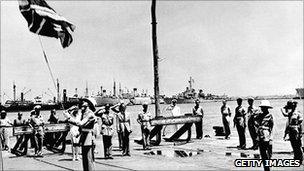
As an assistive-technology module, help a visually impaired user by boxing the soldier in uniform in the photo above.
[137,103,152,150]
[112,103,123,150]
[255,100,274,171]
[100,104,114,159]
[233,98,247,149]
[287,101,303,164]
[29,105,44,156]
[221,100,231,139]
[281,100,293,140]
[247,98,259,150]
[64,102,96,171]
[112,103,132,156]
[192,99,204,139]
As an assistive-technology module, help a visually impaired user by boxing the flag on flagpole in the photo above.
[18,0,75,48]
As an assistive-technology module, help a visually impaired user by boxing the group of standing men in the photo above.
[0,106,45,156]
[64,101,135,171]
[221,98,303,170]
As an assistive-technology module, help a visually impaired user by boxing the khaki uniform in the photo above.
[247,105,259,148]
[233,106,246,148]
[221,105,231,139]
[255,112,273,171]
[101,113,114,158]
[116,112,131,155]
[138,112,152,149]
[288,111,303,163]
[68,108,96,171]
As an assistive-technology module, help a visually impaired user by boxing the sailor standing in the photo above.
[255,100,274,171]
[221,100,231,139]
[64,102,96,171]
[247,98,259,150]
[287,101,303,164]
[192,99,204,139]
[137,103,152,150]
[112,103,132,156]
[233,98,247,149]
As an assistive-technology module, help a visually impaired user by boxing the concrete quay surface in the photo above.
[1,134,303,171]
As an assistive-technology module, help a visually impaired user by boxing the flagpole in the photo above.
[37,36,65,109]
[151,0,161,144]
[38,36,57,90]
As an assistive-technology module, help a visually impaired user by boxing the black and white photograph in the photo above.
[0,0,303,170]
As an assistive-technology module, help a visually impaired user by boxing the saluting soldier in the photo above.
[64,102,96,171]
[64,106,81,161]
[247,98,259,150]
[233,98,247,149]
[281,100,293,140]
[255,100,274,171]
[192,99,204,139]
[137,102,152,150]
[287,101,303,164]
[100,104,114,159]
[112,103,123,150]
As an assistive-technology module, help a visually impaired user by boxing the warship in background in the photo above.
[163,77,228,104]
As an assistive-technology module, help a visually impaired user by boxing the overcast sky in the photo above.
[1,1,303,101]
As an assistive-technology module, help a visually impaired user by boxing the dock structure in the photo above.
[1,129,302,170]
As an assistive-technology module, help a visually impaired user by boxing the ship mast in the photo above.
[113,79,116,97]
[151,0,161,142]
[13,81,16,101]
[56,79,60,103]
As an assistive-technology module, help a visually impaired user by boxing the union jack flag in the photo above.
[18,0,75,48]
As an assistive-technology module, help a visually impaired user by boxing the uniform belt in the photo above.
[81,128,94,132]
[289,125,299,128]
[259,126,270,130]
[121,121,129,123]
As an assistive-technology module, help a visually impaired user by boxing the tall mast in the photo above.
[113,79,116,97]
[151,0,160,117]
[13,81,16,101]
[85,81,89,97]
[151,0,161,143]
[119,82,122,96]
[189,77,193,91]
[56,79,60,103]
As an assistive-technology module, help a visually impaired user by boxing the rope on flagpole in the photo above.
[38,36,65,110]
[38,36,57,91]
